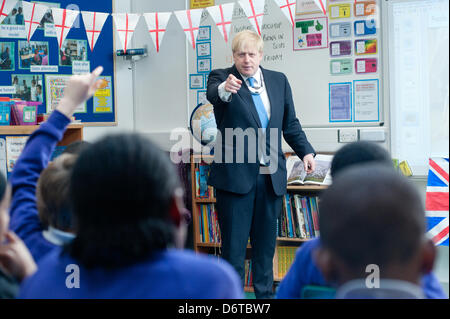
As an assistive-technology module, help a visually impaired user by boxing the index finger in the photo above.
[91,66,104,79]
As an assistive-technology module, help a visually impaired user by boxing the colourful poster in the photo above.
[293,17,328,51]
[355,39,377,55]
[329,3,351,19]
[354,19,377,36]
[354,1,376,17]
[329,22,351,38]
[330,59,352,75]
[329,40,351,56]
[190,0,214,9]
[93,76,113,113]
[45,75,86,114]
[329,82,352,122]
[355,58,377,74]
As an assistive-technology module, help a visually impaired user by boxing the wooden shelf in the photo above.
[276,237,311,243]
[194,198,216,203]
[0,124,83,135]
[196,242,221,248]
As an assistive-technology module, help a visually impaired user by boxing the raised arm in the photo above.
[9,67,104,243]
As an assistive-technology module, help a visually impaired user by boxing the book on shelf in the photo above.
[244,259,253,288]
[276,246,297,279]
[197,204,221,243]
[194,162,215,199]
[286,154,333,186]
[278,195,320,240]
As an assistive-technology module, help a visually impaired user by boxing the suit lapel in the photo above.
[232,65,262,128]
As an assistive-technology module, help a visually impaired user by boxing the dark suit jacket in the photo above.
[206,65,315,196]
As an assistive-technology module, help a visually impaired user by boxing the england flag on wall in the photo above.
[425,158,449,246]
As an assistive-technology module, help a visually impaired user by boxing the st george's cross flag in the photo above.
[425,158,449,246]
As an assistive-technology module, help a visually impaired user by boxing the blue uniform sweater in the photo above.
[275,238,447,299]
[9,110,71,263]
[20,247,243,299]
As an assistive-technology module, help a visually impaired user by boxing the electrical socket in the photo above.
[338,129,358,143]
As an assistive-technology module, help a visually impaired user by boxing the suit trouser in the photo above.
[215,172,283,299]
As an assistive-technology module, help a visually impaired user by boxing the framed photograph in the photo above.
[0,42,15,71]
[11,74,44,103]
[31,1,61,30]
[197,57,211,73]
[0,2,24,26]
[18,41,49,69]
[190,74,204,89]
[197,26,211,41]
[59,39,89,67]
[196,42,211,57]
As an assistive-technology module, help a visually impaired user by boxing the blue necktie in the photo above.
[248,77,269,130]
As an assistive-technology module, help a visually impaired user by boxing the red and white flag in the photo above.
[143,12,171,53]
[174,8,203,50]
[112,13,141,54]
[238,0,265,36]
[206,3,234,43]
[52,8,80,49]
[273,0,296,26]
[0,0,18,25]
[22,1,48,42]
[81,11,109,52]
[313,0,327,15]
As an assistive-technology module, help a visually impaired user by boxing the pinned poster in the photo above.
[143,12,172,52]
[174,8,203,50]
[273,0,296,25]
[206,3,234,42]
[81,11,110,52]
[0,0,18,24]
[238,0,265,36]
[52,8,80,49]
[329,40,351,56]
[330,59,352,75]
[22,1,48,42]
[354,0,376,17]
[111,13,141,54]
[294,17,328,50]
[355,38,377,55]
[353,79,379,122]
[354,19,376,36]
[355,58,377,74]
[329,22,351,38]
[296,0,322,15]
[329,2,351,19]
[329,82,352,122]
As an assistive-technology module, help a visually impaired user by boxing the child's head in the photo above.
[0,172,11,241]
[316,164,436,286]
[62,140,91,156]
[330,141,392,178]
[36,153,77,233]
[67,133,184,268]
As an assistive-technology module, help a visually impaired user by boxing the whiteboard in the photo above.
[188,0,384,128]
[386,0,449,176]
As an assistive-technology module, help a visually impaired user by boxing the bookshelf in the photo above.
[189,154,326,292]
[0,124,84,145]
[0,124,84,177]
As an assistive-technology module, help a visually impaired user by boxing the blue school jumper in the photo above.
[20,248,244,299]
[9,110,73,263]
[275,238,447,299]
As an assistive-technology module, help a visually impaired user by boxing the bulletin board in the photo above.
[187,0,383,128]
[0,0,116,125]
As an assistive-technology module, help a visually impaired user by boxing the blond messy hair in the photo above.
[232,30,264,53]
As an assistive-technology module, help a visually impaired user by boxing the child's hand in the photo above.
[57,66,104,119]
[0,232,37,282]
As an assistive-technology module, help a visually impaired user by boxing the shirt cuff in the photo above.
[218,81,232,102]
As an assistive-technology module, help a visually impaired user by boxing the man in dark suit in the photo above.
[206,30,316,298]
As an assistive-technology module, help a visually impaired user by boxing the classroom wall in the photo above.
[82,0,135,142]
[94,0,447,296]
